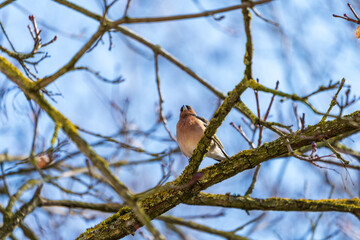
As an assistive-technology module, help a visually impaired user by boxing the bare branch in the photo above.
[230,122,255,149]
[111,0,272,25]
[320,78,345,123]
[333,3,360,24]
[34,26,106,90]
[154,53,177,142]
[157,215,248,240]
[0,186,42,239]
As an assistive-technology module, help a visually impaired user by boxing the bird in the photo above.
[176,105,230,162]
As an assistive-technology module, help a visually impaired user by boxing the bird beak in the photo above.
[181,105,185,112]
[181,105,191,112]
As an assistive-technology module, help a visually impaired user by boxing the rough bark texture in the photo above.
[186,193,360,214]
[77,111,360,240]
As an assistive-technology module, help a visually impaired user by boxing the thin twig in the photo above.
[75,66,125,84]
[284,138,341,172]
[112,0,272,25]
[251,7,279,26]
[0,21,16,51]
[264,80,279,121]
[76,126,165,156]
[0,15,57,79]
[245,80,279,197]
[34,26,106,90]
[303,80,340,99]
[231,213,265,233]
[324,140,349,165]
[230,122,255,149]
[247,79,336,118]
[0,186,43,239]
[123,0,132,17]
[157,215,248,240]
[348,3,360,20]
[154,54,177,142]
[333,3,360,24]
[320,78,345,123]
[244,164,261,197]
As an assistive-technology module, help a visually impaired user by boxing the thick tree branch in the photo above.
[19,223,39,240]
[185,192,360,214]
[0,55,162,240]
[38,193,360,239]
[41,191,360,216]
[76,110,360,240]
[0,0,15,9]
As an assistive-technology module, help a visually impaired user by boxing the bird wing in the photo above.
[193,114,209,127]
[193,114,230,160]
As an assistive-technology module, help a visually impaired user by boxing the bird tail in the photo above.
[218,147,230,160]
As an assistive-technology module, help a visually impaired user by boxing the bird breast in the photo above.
[176,117,205,157]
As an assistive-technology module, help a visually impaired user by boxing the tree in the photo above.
[0,0,359,239]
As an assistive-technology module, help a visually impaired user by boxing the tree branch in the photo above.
[0,0,15,9]
[34,26,106,90]
[185,192,360,214]
[177,0,256,182]
[52,0,286,135]
[246,79,336,117]
[111,0,272,25]
[0,55,163,240]
[40,198,123,212]
[0,186,42,239]
[76,107,360,239]
[157,215,248,240]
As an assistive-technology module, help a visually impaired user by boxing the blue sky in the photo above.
[0,0,359,239]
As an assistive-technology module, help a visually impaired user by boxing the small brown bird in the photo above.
[176,105,230,161]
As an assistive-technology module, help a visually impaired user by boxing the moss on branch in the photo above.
[186,192,360,214]
[76,110,360,240]
[0,55,162,239]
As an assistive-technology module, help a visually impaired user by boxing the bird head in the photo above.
[180,105,196,117]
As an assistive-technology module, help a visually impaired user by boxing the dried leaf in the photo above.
[37,155,50,168]
[356,24,360,38]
